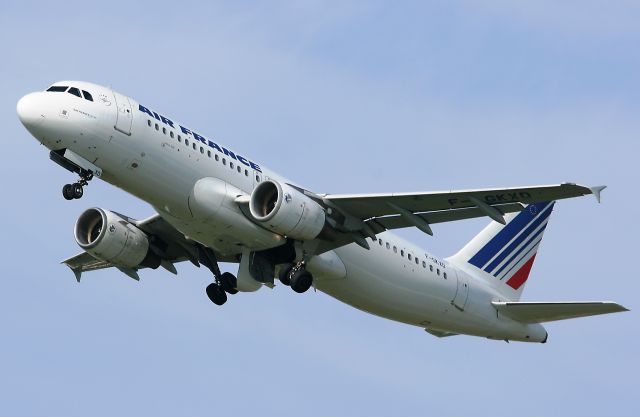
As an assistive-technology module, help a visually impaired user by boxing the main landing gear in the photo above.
[62,170,93,200]
[198,245,238,306]
[206,272,238,305]
[279,262,313,293]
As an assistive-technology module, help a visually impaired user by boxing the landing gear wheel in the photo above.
[72,183,84,199]
[279,264,294,286]
[206,283,227,305]
[219,272,238,294]
[290,269,313,293]
[62,184,74,200]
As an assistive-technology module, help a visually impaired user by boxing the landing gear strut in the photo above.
[280,262,313,293]
[198,245,238,306]
[62,170,93,200]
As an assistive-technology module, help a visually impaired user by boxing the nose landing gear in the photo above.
[62,170,93,200]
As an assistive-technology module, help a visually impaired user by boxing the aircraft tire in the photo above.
[206,283,227,305]
[290,269,313,293]
[72,183,84,199]
[62,184,74,200]
[220,272,238,294]
[279,264,294,286]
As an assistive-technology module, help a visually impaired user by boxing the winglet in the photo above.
[589,185,607,203]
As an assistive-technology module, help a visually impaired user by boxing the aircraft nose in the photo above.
[17,93,46,128]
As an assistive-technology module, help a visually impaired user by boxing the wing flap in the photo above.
[492,301,628,323]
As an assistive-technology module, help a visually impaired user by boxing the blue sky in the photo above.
[1,1,638,416]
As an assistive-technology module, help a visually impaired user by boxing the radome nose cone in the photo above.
[17,93,44,128]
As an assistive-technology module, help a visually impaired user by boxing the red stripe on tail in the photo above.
[506,255,537,290]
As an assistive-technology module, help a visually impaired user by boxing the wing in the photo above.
[324,183,597,222]
[293,183,602,254]
[61,213,233,281]
[328,183,597,235]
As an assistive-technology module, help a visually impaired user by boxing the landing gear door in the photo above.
[452,269,469,311]
[112,90,133,136]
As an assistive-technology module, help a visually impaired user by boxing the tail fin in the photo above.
[448,201,555,301]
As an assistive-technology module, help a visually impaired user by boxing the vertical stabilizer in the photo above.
[448,201,555,301]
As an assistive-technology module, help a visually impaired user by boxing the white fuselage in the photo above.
[17,81,547,342]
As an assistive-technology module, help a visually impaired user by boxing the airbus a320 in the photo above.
[16,81,627,343]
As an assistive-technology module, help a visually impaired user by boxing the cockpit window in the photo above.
[82,90,93,101]
[47,86,68,92]
[67,87,81,98]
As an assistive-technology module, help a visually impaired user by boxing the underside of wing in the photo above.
[324,183,595,221]
[297,183,600,254]
[492,301,628,323]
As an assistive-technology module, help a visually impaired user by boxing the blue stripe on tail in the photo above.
[483,203,554,274]
[468,201,553,269]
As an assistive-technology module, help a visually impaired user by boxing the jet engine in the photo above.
[249,180,325,240]
[74,208,160,269]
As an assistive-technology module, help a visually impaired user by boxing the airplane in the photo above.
[16,81,628,343]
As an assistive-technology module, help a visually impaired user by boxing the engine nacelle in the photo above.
[249,180,325,240]
[74,208,160,269]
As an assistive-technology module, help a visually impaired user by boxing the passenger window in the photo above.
[256,175,261,182]
[245,169,249,176]
[68,87,81,97]
[82,90,93,101]
[437,268,440,276]
[379,239,383,246]
[386,242,390,249]
[223,158,226,165]
[415,257,419,265]
[207,150,211,157]
[178,135,182,142]
[170,131,174,138]
[155,123,159,131]
[400,250,404,257]
[147,120,152,127]
[430,265,433,272]
[422,261,426,268]
[162,127,166,134]
[46,86,68,92]
[215,154,219,161]
[185,139,189,146]
[408,253,412,261]
[200,146,204,154]
[393,246,397,253]
[230,162,234,169]
[192,143,196,150]
[237,166,241,173]
[443,272,447,279]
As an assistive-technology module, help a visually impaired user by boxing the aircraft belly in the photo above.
[314,243,537,340]
[316,243,457,327]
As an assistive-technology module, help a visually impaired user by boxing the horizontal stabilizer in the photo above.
[492,301,628,323]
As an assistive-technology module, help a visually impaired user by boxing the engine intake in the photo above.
[249,180,325,240]
[75,208,160,269]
